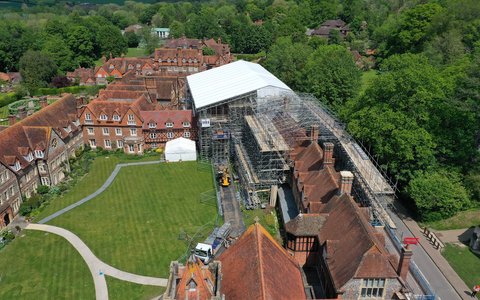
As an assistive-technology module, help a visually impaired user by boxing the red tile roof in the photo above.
[219,223,306,300]
[175,259,216,300]
[139,110,192,129]
[319,194,399,291]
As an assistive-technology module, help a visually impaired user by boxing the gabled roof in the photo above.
[139,110,192,130]
[319,194,399,291]
[175,259,216,300]
[219,223,306,300]
[188,60,292,110]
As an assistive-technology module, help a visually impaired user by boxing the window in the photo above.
[0,173,3,183]
[9,186,14,196]
[109,64,114,70]
[104,139,111,148]
[184,131,191,138]
[38,164,46,173]
[5,171,8,180]
[130,128,137,136]
[113,115,120,121]
[128,114,135,125]
[149,132,157,139]
[166,122,173,128]
[35,150,44,158]
[360,278,385,299]
[85,113,91,121]
[167,132,174,139]
[100,114,107,121]
[102,128,109,135]
[89,139,96,148]
[151,143,158,149]
[149,122,156,128]
[117,140,124,148]
[115,128,122,136]
[128,144,135,153]
[87,127,94,135]
[14,161,21,171]
[183,121,190,127]
[41,177,50,186]
[26,152,33,162]
[4,191,8,200]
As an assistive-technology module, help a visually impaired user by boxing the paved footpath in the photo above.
[38,160,162,224]
[27,223,168,300]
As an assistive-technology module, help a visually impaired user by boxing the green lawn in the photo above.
[423,209,480,230]
[106,276,165,300]
[0,230,94,299]
[442,243,480,298]
[243,207,280,241]
[36,154,159,221]
[0,105,9,126]
[126,47,147,58]
[48,161,217,278]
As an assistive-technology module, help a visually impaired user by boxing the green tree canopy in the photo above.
[19,50,58,90]
[96,24,127,58]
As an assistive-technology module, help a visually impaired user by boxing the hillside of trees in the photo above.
[0,0,479,223]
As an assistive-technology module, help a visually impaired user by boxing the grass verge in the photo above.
[106,276,165,300]
[442,243,480,298]
[423,209,480,230]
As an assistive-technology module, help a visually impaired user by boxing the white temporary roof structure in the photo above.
[164,137,197,162]
[187,60,292,110]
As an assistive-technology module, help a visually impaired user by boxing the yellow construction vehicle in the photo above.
[220,168,231,187]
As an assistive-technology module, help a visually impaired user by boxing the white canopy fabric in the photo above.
[187,60,292,110]
[164,137,197,162]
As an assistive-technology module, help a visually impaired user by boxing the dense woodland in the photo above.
[0,0,479,222]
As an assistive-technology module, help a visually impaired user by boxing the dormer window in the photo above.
[166,122,173,128]
[188,58,192,63]
[109,64,114,70]
[35,150,44,158]
[85,113,91,121]
[149,122,156,129]
[113,115,120,121]
[167,58,171,63]
[100,114,107,121]
[128,64,134,70]
[183,122,190,128]
[13,161,20,171]
[26,152,33,162]
[64,125,71,133]
[182,58,186,63]
[136,63,141,69]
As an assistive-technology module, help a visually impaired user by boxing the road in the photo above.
[220,184,245,237]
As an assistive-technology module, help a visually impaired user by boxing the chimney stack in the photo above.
[17,106,27,120]
[8,115,16,125]
[310,125,319,144]
[339,171,354,195]
[323,142,334,166]
[397,247,412,281]
[39,96,47,109]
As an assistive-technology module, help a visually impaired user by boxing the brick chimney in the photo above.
[339,171,354,195]
[310,125,319,144]
[8,115,16,125]
[397,247,412,281]
[76,97,86,117]
[17,106,27,120]
[39,96,47,109]
[323,142,334,166]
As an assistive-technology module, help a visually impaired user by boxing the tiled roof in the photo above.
[175,259,216,300]
[139,110,192,129]
[165,37,203,49]
[219,223,306,300]
[285,213,327,236]
[319,194,399,291]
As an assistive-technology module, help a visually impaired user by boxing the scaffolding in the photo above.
[194,90,397,219]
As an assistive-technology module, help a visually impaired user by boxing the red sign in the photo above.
[403,237,420,245]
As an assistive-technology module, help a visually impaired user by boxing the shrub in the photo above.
[37,185,50,195]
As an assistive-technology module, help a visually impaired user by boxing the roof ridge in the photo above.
[255,223,267,300]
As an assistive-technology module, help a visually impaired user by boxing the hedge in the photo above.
[32,85,105,96]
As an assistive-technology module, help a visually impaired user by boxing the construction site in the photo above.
[187,60,396,227]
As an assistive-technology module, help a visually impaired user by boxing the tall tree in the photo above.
[97,24,128,57]
[19,50,58,90]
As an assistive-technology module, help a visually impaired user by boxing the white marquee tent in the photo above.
[164,137,197,162]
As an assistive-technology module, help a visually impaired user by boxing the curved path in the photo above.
[38,160,162,224]
[27,223,168,300]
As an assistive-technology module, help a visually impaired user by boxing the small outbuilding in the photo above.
[164,137,197,162]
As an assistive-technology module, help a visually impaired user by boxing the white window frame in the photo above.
[151,143,158,149]
[35,150,44,158]
[130,128,137,136]
[100,114,107,121]
[360,278,386,299]
[41,177,50,186]
[116,140,124,148]
[128,144,135,153]
[102,128,109,135]
[127,114,135,125]
[89,139,96,148]
[184,131,191,138]
[104,139,111,148]
[113,115,120,121]
[115,128,122,136]
[26,152,33,162]
[149,132,157,139]
[87,127,94,135]
[167,132,174,139]
[85,113,92,121]
[183,121,190,127]
[149,122,156,128]
[166,122,173,128]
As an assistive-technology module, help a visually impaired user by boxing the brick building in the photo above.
[277,131,411,299]
[0,94,84,228]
